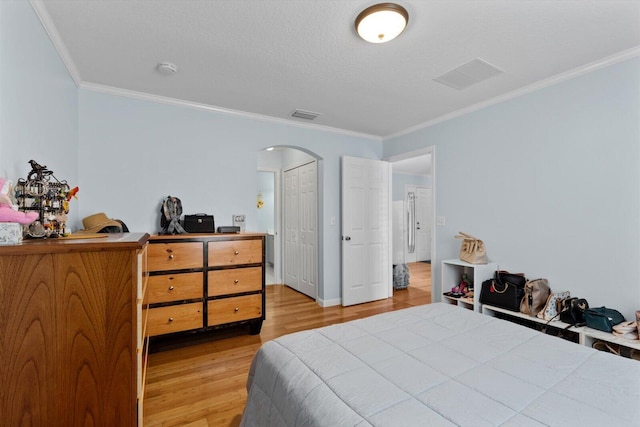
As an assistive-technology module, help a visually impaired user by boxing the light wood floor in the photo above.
[144,262,431,426]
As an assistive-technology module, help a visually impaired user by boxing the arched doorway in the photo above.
[257,146,322,300]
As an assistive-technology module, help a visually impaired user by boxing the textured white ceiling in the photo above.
[32,0,640,138]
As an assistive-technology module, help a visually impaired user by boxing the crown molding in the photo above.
[385,46,640,140]
[79,82,382,142]
[29,0,82,87]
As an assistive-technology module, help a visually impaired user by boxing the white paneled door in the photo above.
[298,161,317,298]
[341,156,391,306]
[283,161,317,299]
[284,168,299,289]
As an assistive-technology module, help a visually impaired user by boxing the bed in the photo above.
[240,303,640,427]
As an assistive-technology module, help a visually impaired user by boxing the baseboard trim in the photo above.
[317,297,341,307]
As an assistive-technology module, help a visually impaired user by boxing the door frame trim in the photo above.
[385,146,436,303]
[257,168,281,284]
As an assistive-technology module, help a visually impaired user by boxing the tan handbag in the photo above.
[454,232,488,264]
[520,279,551,316]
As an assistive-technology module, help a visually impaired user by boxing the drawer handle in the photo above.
[168,317,174,322]
[168,285,175,291]
[234,307,239,312]
[234,279,239,284]
[169,254,175,259]
[234,251,239,255]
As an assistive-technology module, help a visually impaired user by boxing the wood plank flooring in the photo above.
[144,262,431,426]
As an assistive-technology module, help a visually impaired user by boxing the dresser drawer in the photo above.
[147,302,203,336]
[208,239,262,267]
[208,267,262,296]
[208,294,262,326]
[147,272,202,304]
[148,242,203,272]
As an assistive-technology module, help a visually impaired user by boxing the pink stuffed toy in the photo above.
[0,177,39,225]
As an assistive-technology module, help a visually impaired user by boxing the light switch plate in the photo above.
[436,216,446,226]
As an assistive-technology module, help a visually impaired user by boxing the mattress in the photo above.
[241,303,640,427]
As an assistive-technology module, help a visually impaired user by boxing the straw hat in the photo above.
[77,212,123,233]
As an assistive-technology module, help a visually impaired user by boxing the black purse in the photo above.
[559,297,589,327]
[479,271,526,312]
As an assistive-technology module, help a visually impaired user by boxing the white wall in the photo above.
[392,172,430,201]
[0,0,79,224]
[256,171,274,233]
[385,57,640,320]
[282,148,315,170]
[78,90,381,303]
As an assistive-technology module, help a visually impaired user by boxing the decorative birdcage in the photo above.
[14,160,77,238]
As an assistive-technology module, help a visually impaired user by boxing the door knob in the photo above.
[345,236,351,241]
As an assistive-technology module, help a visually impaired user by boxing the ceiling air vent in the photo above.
[433,58,504,90]
[291,109,321,121]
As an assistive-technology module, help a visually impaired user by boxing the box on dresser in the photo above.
[0,222,22,244]
[183,213,215,233]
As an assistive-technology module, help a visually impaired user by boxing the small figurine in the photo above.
[0,177,38,224]
[65,186,79,201]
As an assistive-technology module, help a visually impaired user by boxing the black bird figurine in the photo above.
[27,159,53,180]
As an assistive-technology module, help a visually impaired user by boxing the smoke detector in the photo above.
[157,62,178,75]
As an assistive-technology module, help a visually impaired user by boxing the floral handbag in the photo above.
[537,291,570,321]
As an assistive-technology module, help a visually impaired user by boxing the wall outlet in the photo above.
[232,214,246,231]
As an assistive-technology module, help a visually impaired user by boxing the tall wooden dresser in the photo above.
[147,233,265,343]
[0,233,149,426]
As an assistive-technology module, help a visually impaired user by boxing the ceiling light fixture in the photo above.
[355,3,408,44]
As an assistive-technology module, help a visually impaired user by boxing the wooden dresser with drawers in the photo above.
[147,233,265,344]
[0,233,149,426]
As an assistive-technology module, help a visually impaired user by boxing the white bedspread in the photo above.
[241,303,640,426]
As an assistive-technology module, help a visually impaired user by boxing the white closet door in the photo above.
[284,168,299,290]
[298,161,317,299]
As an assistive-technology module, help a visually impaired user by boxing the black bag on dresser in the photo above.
[479,270,527,312]
[183,214,215,233]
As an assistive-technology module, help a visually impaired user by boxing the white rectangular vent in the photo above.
[291,109,321,120]
[434,58,504,90]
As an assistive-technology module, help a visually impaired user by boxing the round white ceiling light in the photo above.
[355,3,409,44]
